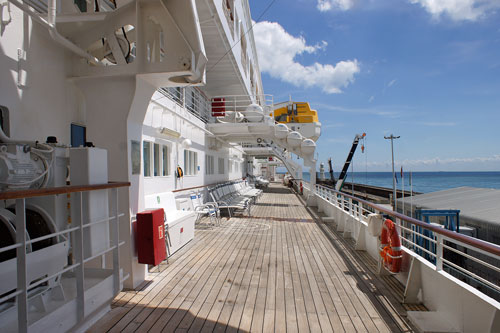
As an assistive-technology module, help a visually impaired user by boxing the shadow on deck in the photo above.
[89,183,418,332]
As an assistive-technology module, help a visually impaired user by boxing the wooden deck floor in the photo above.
[89,184,417,332]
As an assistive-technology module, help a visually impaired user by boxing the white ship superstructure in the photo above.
[0,0,318,330]
[0,1,499,332]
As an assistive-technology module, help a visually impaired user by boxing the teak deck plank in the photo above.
[90,183,416,333]
[137,221,247,332]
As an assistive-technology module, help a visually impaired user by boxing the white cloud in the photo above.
[253,21,360,94]
[316,103,403,118]
[387,79,397,87]
[368,95,375,103]
[317,0,355,11]
[409,0,500,21]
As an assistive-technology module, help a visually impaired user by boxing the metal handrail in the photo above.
[172,178,244,193]
[314,184,500,258]
[0,181,131,200]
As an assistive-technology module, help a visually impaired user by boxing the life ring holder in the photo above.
[379,219,403,273]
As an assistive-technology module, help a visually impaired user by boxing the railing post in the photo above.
[436,234,443,271]
[16,198,28,333]
[74,192,85,322]
[111,188,120,295]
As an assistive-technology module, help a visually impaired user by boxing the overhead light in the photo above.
[158,127,181,138]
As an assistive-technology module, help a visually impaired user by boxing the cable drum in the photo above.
[7,205,57,251]
[0,143,53,190]
[0,208,17,262]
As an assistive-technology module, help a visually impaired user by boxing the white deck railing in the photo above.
[210,94,274,121]
[312,184,500,331]
[0,182,130,332]
[313,184,500,297]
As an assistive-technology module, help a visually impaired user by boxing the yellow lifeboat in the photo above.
[273,101,321,141]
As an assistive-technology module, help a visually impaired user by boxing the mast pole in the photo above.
[384,134,400,211]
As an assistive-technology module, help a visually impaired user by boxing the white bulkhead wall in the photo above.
[1,0,255,292]
[0,7,82,143]
[0,3,209,290]
[140,94,245,199]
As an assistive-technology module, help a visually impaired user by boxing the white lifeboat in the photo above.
[287,131,302,148]
[217,111,244,123]
[274,123,289,139]
[243,103,264,122]
[300,139,316,155]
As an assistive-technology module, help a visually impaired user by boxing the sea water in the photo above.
[296,171,500,193]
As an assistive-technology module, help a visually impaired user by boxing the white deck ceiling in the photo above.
[197,0,248,97]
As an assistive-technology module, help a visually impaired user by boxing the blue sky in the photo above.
[249,0,500,171]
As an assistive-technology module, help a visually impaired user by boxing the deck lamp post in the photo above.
[384,134,400,210]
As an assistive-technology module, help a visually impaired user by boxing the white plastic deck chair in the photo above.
[209,187,232,218]
[189,191,219,225]
[198,191,221,224]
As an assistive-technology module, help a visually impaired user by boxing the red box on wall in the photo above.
[136,209,166,266]
[211,97,226,117]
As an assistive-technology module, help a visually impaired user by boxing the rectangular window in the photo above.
[153,143,160,176]
[205,155,214,175]
[228,160,233,173]
[218,157,225,174]
[143,141,151,177]
[193,152,198,175]
[184,150,198,175]
[162,145,169,176]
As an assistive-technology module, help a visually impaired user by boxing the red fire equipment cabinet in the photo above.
[137,208,166,266]
[211,97,226,117]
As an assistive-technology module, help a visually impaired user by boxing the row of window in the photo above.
[206,156,240,175]
[143,141,242,177]
[143,142,170,177]
[184,150,198,176]
[206,155,215,175]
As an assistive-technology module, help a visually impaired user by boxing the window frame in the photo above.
[143,141,152,177]
[218,157,225,174]
[184,149,198,176]
[144,141,171,178]
[162,145,170,176]
[153,143,160,176]
[205,154,215,175]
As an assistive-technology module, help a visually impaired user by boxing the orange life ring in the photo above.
[379,219,402,273]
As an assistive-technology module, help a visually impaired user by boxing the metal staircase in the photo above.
[270,145,303,180]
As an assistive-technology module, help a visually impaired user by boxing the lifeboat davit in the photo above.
[287,131,302,148]
[300,139,316,155]
[274,123,289,139]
